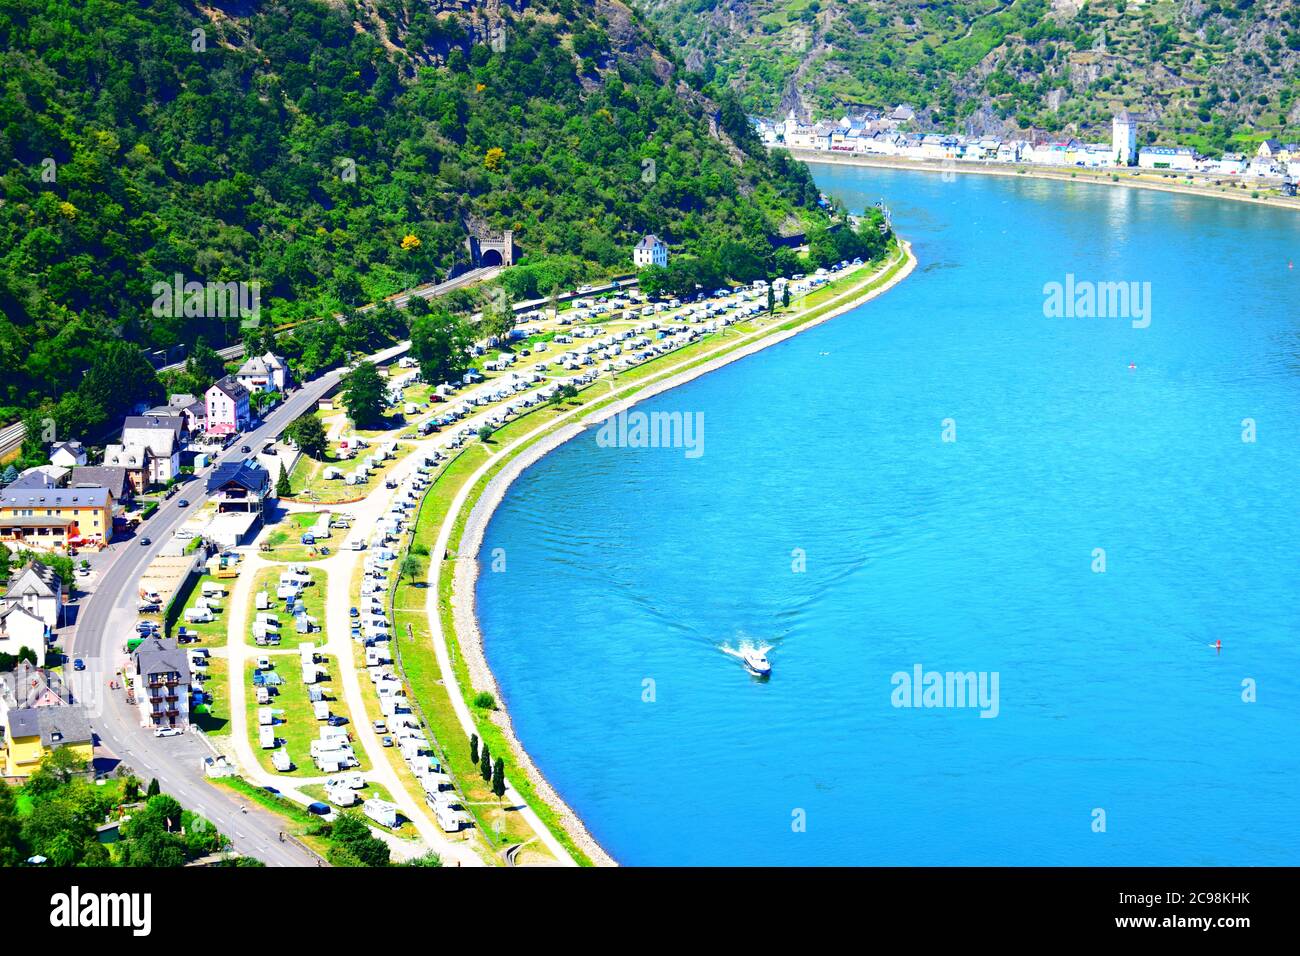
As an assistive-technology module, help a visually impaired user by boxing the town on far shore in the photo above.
[754,106,1300,194]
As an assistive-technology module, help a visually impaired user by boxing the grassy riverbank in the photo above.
[384,239,917,865]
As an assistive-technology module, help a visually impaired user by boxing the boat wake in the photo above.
[720,638,774,677]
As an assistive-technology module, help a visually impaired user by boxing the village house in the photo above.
[103,415,183,490]
[1138,145,1197,172]
[0,486,114,551]
[68,466,132,506]
[48,441,87,469]
[1,560,63,634]
[633,235,669,269]
[235,352,291,394]
[133,636,191,730]
[205,375,250,437]
[145,393,206,435]
[204,459,270,547]
[0,602,46,663]
[0,661,72,719]
[1,701,92,777]
[6,466,69,491]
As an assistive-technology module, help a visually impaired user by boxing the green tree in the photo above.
[146,778,161,798]
[284,412,328,459]
[184,339,226,392]
[767,284,775,313]
[400,554,421,584]
[479,293,515,343]
[480,741,492,782]
[492,757,506,799]
[782,284,791,309]
[275,462,292,498]
[470,733,479,765]
[0,781,29,867]
[340,361,386,428]
[410,307,472,384]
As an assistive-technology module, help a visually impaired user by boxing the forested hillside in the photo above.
[639,0,1299,151]
[0,0,824,431]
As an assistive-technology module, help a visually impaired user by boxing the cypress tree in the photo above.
[492,757,506,799]
[146,778,160,798]
[480,741,492,782]
[470,733,478,764]
[782,284,791,309]
[275,462,291,498]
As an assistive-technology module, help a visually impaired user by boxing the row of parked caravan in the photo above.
[358,455,470,833]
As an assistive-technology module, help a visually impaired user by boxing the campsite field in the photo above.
[243,565,327,649]
[244,654,373,778]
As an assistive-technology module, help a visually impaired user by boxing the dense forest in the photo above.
[639,0,1299,152]
[0,0,826,434]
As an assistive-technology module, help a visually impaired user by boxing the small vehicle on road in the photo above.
[153,727,183,738]
[178,498,189,507]
[73,659,85,671]
[240,445,251,454]
[139,537,152,546]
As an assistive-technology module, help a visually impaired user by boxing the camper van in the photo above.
[363,799,400,829]
[272,748,292,772]
[325,785,357,808]
[183,606,214,624]
[258,725,275,749]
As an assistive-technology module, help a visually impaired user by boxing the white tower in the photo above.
[1112,111,1138,167]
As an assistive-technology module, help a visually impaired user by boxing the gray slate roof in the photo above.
[134,636,191,683]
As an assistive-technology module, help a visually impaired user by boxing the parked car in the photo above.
[349,607,359,618]
[381,736,394,748]
[153,727,183,738]
[73,658,85,671]
[263,786,281,796]
[327,715,349,727]
[306,802,330,816]
[372,719,386,732]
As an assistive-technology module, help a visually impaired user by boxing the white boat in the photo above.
[741,648,771,677]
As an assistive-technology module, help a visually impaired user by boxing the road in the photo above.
[58,264,639,863]
[68,339,417,865]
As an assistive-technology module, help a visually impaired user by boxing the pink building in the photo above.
[205,376,250,437]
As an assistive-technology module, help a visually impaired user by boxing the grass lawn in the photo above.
[260,511,331,562]
[169,573,232,646]
[289,442,415,505]
[193,655,231,736]
[210,776,330,858]
[244,654,372,779]
[244,565,327,648]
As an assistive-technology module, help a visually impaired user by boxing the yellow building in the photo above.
[0,485,114,551]
[2,706,93,777]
